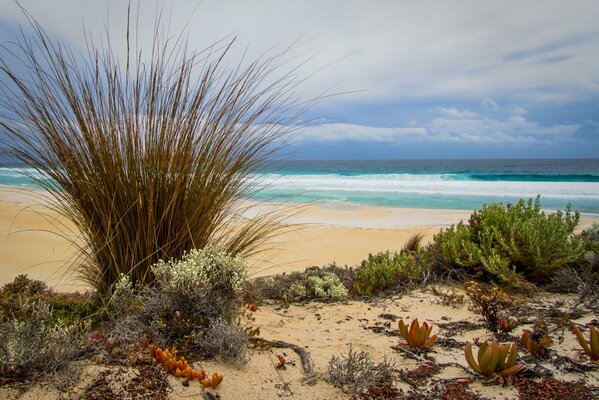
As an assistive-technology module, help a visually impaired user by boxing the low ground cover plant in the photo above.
[427,197,585,288]
[572,323,599,362]
[522,319,553,359]
[0,298,85,378]
[244,264,350,303]
[0,275,98,325]
[464,340,524,385]
[397,319,437,349]
[327,345,396,396]
[465,281,519,335]
[107,247,249,363]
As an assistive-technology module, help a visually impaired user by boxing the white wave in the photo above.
[0,167,51,180]
[247,173,599,200]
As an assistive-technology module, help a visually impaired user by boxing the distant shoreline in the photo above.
[1,186,598,292]
[3,158,599,213]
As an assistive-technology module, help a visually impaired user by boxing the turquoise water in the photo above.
[255,159,599,214]
[2,159,599,213]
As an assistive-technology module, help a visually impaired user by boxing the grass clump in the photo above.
[107,247,249,363]
[353,250,422,296]
[427,196,584,287]
[327,345,395,397]
[0,298,85,378]
[0,6,306,294]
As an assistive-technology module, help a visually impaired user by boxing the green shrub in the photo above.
[0,299,84,378]
[107,247,248,363]
[353,251,421,296]
[581,223,599,254]
[428,197,585,287]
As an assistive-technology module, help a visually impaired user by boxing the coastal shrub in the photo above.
[0,6,308,294]
[0,299,84,378]
[107,248,248,363]
[244,264,351,303]
[0,275,97,326]
[353,251,422,296]
[287,272,348,302]
[327,345,395,396]
[428,197,585,287]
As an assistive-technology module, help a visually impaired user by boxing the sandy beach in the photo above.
[1,187,597,292]
[1,187,598,399]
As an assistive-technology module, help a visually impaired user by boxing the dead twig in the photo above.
[250,337,314,375]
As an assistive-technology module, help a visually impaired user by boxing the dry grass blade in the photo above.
[0,5,312,293]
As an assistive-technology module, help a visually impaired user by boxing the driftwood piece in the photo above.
[249,337,314,375]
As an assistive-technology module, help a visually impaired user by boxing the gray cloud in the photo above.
[295,106,581,145]
[2,0,599,105]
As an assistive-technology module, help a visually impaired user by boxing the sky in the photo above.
[1,0,598,160]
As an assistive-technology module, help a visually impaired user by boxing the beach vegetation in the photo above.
[327,345,396,397]
[353,251,422,296]
[464,340,524,384]
[465,281,519,335]
[149,344,223,387]
[571,323,599,362]
[428,197,584,287]
[402,233,424,254]
[0,274,100,326]
[0,8,307,294]
[287,272,348,302]
[521,319,552,359]
[106,248,248,363]
[397,318,437,349]
[244,264,351,303]
[0,298,85,378]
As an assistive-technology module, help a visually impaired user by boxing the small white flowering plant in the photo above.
[151,246,247,297]
[106,247,249,362]
[287,272,348,302]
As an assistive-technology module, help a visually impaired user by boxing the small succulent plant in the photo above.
[571,323,598,362]
[522,329,552,359]
[464,341,524,384]
[149,344,223,388]
[397,318,437,349]
[498,317,517,334]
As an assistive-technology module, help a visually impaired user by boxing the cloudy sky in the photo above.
[1,0,598,159]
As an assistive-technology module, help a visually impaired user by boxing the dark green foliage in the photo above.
[427,197,584,287]
[353,251,423,296]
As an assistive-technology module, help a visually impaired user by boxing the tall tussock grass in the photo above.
[0,9,308,293]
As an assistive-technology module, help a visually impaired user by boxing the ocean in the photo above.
[2,159,599,214]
